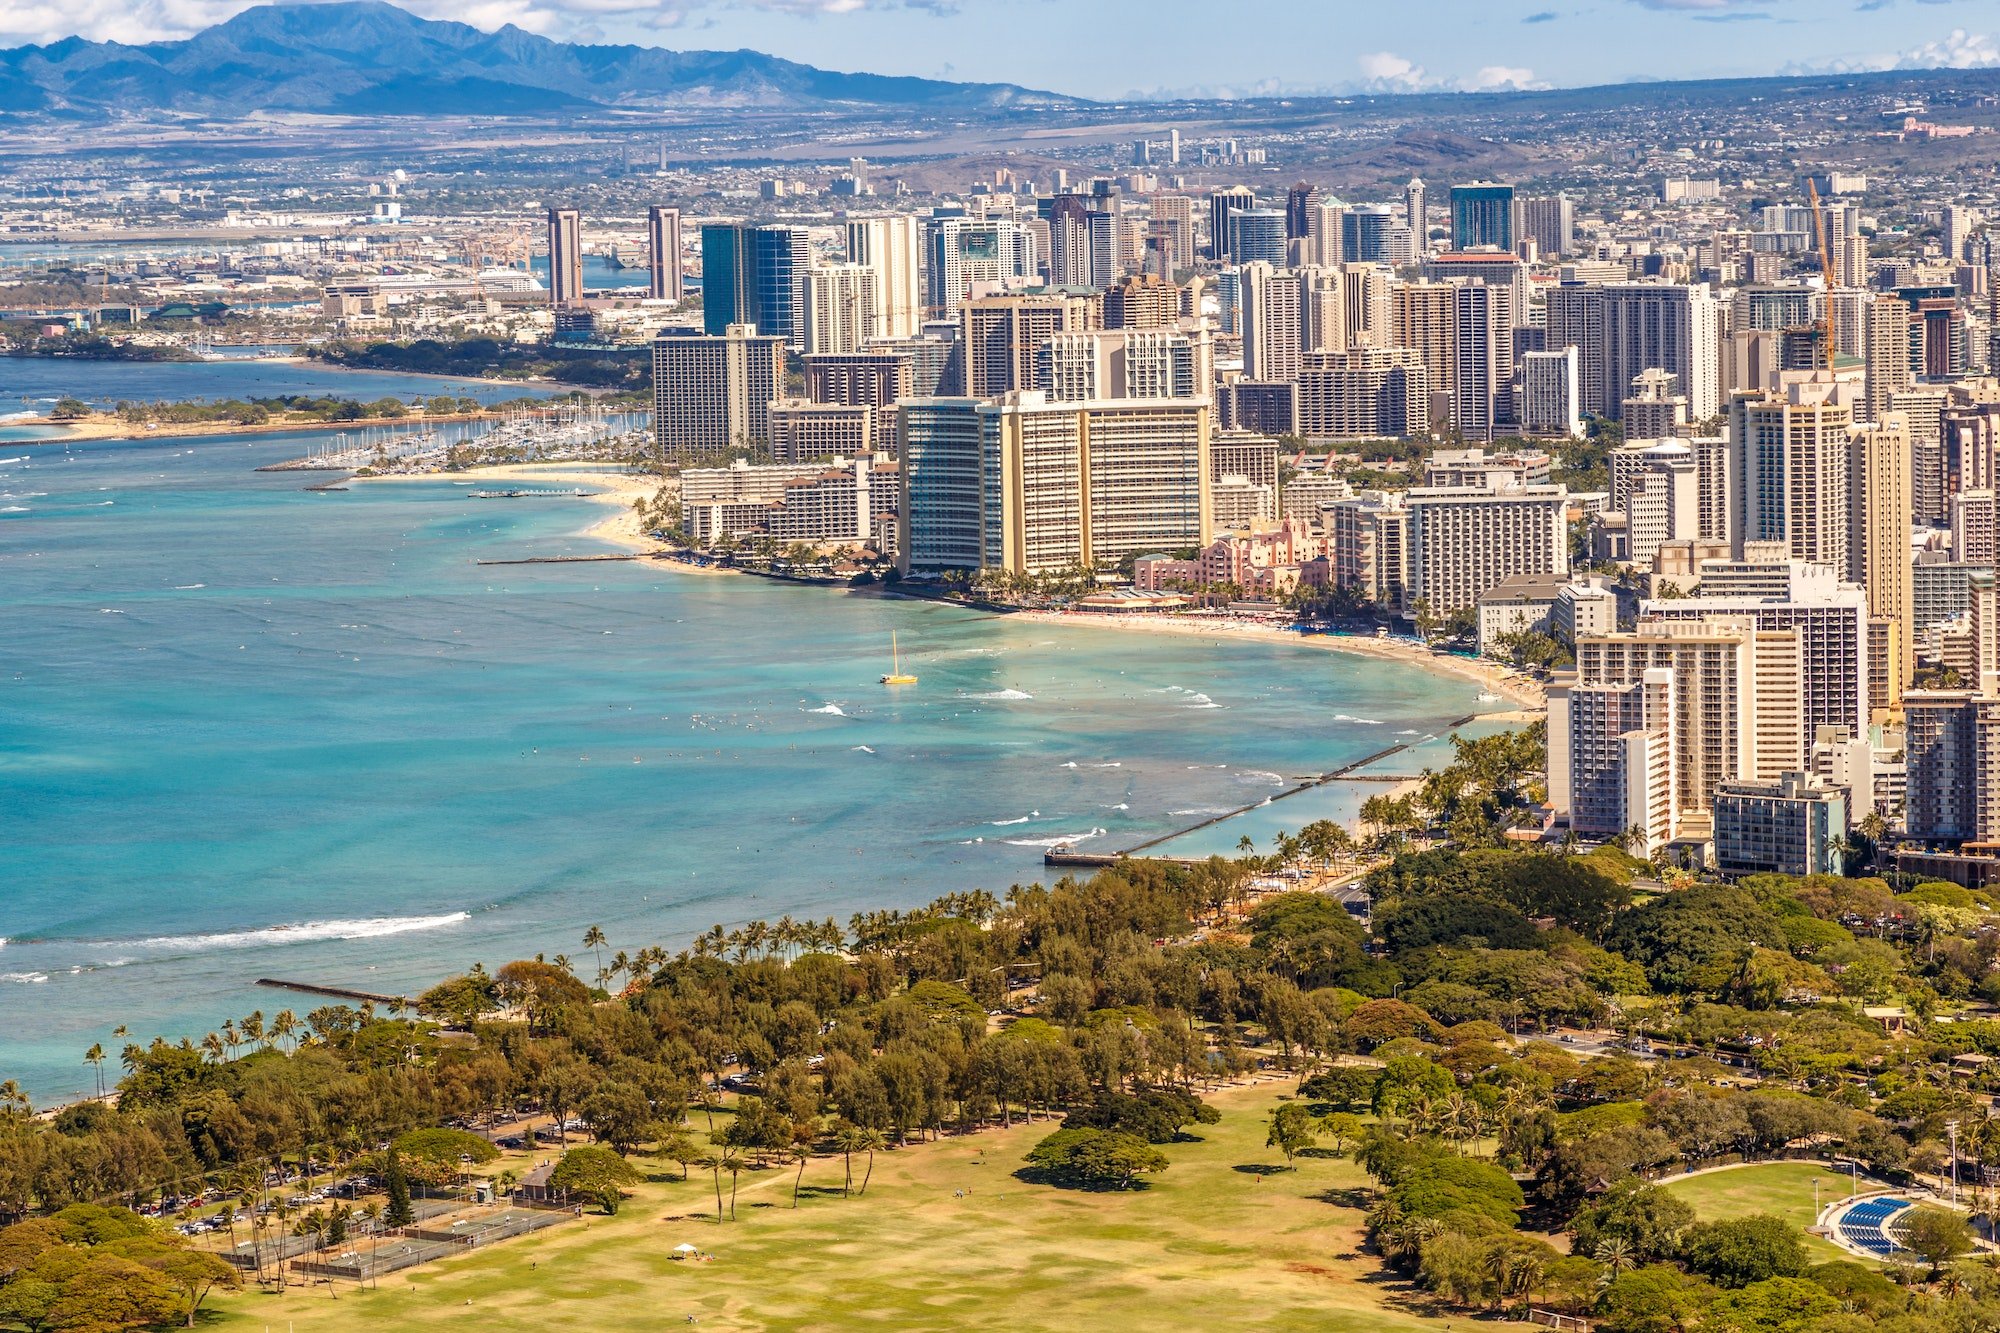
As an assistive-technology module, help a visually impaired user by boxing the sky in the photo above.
[6,0,1999,98]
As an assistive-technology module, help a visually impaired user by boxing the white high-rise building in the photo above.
[1038,329,1208,402]
[1451,282,1514,442]
[802,263,880,357]
[1731,374,1855,570]
[1642,553,1871,749]
[1407,482,1569,616]
[845,216,922,341]
[923,214,1037,315]
[1608,440,1700,568]
[1518,347,1583,439]
[1604,282,1724,424]
[647,205,683,302]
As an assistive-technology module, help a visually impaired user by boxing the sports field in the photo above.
[1662,1161,1857,1261]
[212,1081,1446,1331]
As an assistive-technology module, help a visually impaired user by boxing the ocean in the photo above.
[0,362,1498,1103]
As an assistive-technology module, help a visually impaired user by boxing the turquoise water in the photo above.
[1,356,556,418]
[0,392,1491,1103]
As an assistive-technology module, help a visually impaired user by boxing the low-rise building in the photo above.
[1712,771,1848,877]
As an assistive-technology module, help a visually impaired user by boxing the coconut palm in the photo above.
[83,1044,105,1099]
[857,1127,887,1196]
[789,1144,810,1207]
[1594,1236,1635,1275]
[694,1153,724,1223]
[831,1121,863,1197]
[721,1152,746,1220]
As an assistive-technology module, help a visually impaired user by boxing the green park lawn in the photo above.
[1662,1161,1860,1261]
[213,1081,1447,1332]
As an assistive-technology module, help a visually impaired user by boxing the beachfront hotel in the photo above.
[897,391,1211,576]
[652,324,784,459]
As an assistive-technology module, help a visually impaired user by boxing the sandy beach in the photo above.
[1008,608,1546,712]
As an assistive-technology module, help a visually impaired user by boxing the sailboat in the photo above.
[881,631,918,686]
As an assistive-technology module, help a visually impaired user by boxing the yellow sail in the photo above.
[881,630,917,685]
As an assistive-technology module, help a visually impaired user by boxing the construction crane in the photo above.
[1807,178,1837,372]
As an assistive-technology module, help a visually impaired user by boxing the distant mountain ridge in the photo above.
[0,0,1074,118]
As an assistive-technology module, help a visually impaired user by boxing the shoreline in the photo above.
[353,461,669,554]
[1005,609,1546,711]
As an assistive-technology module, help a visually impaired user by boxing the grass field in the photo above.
[212,1081,1448,1332]
[1662,1162,1860,1261]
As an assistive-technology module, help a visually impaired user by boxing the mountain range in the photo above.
[0,1,1072,118]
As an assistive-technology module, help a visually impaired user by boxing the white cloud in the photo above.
[1467,64,1550,91]
[1898,27,2000,68]
[1356,51,1428,90]
[1781,26,2000,75]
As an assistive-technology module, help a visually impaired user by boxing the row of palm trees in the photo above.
[652,1120,892,1223]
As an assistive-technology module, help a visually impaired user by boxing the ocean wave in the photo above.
[1235,770,1286,785]
[1060,761,1079,769]
[1003,827,1107,849]
[0,506,26,514]
[1,972,48,985]
[991,816,1033,826]
[1333,714,1383,725]
[173,584,206,590]
[850,745,876,754]
[807,703,848,717]
[1168,807,1235,817]
[1106,802,1130,810]
[977,688,1033,701]
[0,456,26,464]
[1396,729,1420,736]
[86,913,471,957]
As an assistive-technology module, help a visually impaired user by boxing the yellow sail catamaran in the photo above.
[881,631,918,686]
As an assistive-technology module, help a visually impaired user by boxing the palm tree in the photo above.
[1594,1236,1635,1275]
[582,926,607,986]
[857,1128,887,1196]
[721,1152,746,1220]
[361,1202,383,1289]
[201,1032,225,1064]
[695,1154,724,1223]
[271,1010,298,1053]
[789,1145,810,1208]
[831,1122,863,1197]
[84,1043,105,1100]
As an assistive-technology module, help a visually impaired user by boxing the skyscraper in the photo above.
[1303,198,1347,268]
[647,206,683,303]
[897,393,1211,574]
[1206,186,1256,262]
[1603,282,1724,423]
[701,223,811,345]
[1515,195,1574,259]
[653,325,785,460]
[961,293,1089,398]
[1849,413,1914,704]
[1451,282,1515,442]
[802,264,879,357]
[1227,209,1288,267]
[923,214,1038,315]
[546,207,583,308]
[1732,376,1855,569]
[845,216,922,341]
[1449,182,1515,251]
[1285,182,1322,240]
[1403,178,1426,246]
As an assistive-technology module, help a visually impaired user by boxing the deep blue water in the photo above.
[0,384,1491,1103]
